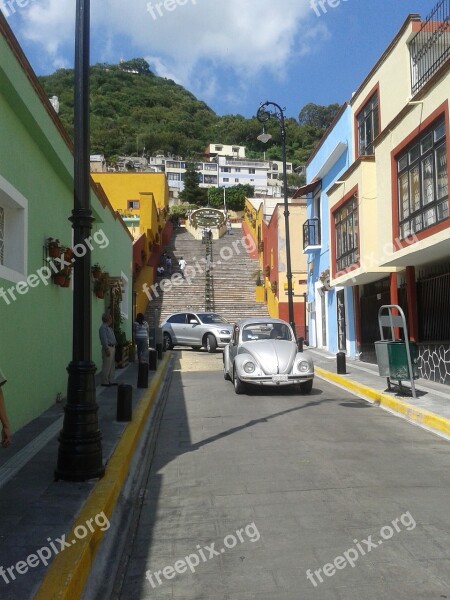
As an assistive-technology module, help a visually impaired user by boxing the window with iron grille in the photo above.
[335,195,359,272]
[357,92,379,156]
[397,118,448,240]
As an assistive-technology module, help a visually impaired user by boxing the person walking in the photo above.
[165,255,172,275]
[133,313,149,362]
[179,256,187,278]
[0,368,12,447]
[226,219,232,235]
[99,312,117,387]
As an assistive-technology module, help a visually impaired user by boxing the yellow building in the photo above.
[92,173,170,315]
[91,172,169,241]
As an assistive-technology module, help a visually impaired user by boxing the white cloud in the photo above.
[13,0,330,106]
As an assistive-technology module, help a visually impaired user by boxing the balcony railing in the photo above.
[410,0,450,95]
[303,218,321,251]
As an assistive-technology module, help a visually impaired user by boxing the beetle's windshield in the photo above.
[241,323,293,342]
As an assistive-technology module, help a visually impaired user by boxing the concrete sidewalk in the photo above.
[307,347,450,441]
[0,353,171,600]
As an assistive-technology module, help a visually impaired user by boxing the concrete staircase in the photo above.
[144,226,269,327]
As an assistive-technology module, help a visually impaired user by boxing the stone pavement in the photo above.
[0,344,448,599]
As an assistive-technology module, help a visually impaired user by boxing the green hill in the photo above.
[39,58,339,169]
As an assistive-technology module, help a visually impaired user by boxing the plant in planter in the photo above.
[319,268,331,290]
[52,266,72,287]
[93,273,109,299]
[63,247,74,262]
[91,263,102,279]
[251,269,263,286]
[113,297,130,368]
[46,237,62,258]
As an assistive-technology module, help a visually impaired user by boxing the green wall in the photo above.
[0,33,132,432]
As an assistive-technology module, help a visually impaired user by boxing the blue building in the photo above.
[300,105,357,357]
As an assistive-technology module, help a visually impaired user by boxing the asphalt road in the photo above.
[115,349,450,600]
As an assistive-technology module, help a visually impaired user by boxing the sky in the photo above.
[1,0,442,120]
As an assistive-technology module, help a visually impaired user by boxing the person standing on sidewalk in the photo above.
[133,313,149,362]
[99,313,117,387]
[178,256,187,278]
[0,368,12,447]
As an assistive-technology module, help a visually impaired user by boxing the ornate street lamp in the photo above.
[256,101,296,336]
[55,0,104,481]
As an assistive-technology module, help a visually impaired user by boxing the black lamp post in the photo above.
[256,101,296,336]
[55,0,104,481]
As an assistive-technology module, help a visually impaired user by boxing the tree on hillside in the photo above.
[179,163,208,206]
[298,103,341,130]
[118,58,152,75]
[208,185,254,212]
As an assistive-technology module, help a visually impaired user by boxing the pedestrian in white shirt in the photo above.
[179,257,187,278]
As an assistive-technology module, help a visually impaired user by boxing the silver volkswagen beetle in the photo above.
[223,318,314,394]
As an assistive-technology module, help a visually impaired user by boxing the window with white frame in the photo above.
[0,176,27,281]
[357,92,379,156]
[120,272,129,319]
[397,118,448,239]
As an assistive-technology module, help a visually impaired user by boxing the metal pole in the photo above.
[257,101,296,336]
[55,0,104,481]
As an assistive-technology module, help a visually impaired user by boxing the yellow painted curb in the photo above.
[34,352,171,600]
[315,366,450,438]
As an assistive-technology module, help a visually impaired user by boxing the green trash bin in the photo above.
[387,341,419,380]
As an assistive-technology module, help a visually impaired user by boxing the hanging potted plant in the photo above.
[47,237,62,258]
[93,273,108,299]
[52,266,72,287]
[63,247,74,263]
[319,268,331,291]
[60,271,72,288]
[91,263,102,279]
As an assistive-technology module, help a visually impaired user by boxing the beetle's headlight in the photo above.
[243,361,256,374]
[297,360,310,373]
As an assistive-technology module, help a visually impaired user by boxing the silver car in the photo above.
[162,312,232,352]
[223,318,314,394]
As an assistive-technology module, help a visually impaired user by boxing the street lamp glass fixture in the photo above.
[256,101,296,337]
[257,127,272,144]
